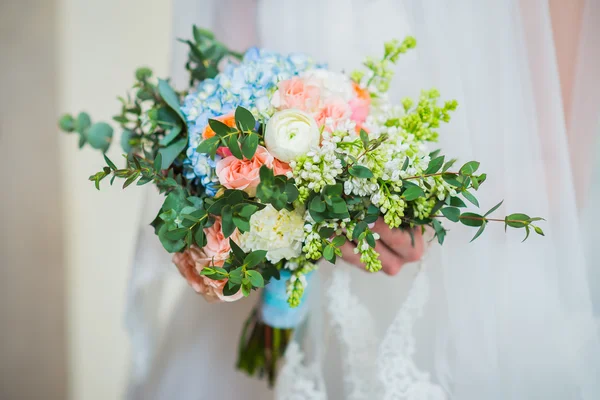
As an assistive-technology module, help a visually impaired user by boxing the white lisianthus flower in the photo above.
[239,204,305,263]
[264,109,320,162]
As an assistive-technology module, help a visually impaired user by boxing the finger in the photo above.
[340,241,361,266]
[340,240,406,276]
[372,218,424,262]
[376,240,406,276]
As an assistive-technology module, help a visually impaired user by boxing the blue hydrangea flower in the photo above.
[181,48,324,193]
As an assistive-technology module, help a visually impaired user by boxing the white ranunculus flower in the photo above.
[239,205,305,263]
[264,109,320,162]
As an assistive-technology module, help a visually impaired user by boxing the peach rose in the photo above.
[203,112,235,157]
[314,99,351,131]
[216,145,285,196]
[272,77,321,112]
[203,112,236,140]
[172,218,243,303]
[349,82,371,126]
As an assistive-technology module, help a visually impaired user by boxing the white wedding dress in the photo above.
[126,1,600,399]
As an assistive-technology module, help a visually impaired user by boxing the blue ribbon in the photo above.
[260,270,312,329]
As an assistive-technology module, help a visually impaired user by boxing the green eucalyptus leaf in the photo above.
[159,138,187,169]
[459,212,484,227]
[241,133,259,159]
[244,250,267,268]
[157,79,185,122]
[470,222,487,242]
[87,122,113,152]
[331,236,347,247]
[425,155,445,175]
[349,165,374,179]
[441,207,460,222]
[323,245,336,263]
[75,112,91,133]
[484,200,504,217]
[227,135,244,159]
[462,190,480,207]
[235,106,256,132]
[460,161,480,176]
[359,129,369,149]
[403,186,425,201]
[58,114,75,132]
[246,270,264,288]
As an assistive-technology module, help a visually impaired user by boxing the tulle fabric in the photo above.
[126,0,600,399]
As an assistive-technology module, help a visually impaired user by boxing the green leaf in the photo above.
[159,138,187,169]
[310,196,326,213]
[459,161,480,175]
[87,122,113,152]
[241,282,252,297]
[241,133,259,159]
[75,112,91,133]
[208,118,232,137]
[159,124,182,146]
[359,129,369,149]
[331,235,347,247]
[58,114,75,132]
[534,226,545,236]
[323,245,335,263]
[319,227,335,238]
[244,250,267,268]
[462,190,480,207]
[403,186,425,201]
[484,200,504,217]
[323,184,343,197]
[470,222,487,242]
[442,173,462,187]
[104,154,117,170]
[365,232,376,248]
[349,165,374,179]
[194,226,206,247]
[235,106,256,132]
[425,155,445,175]
[441,207,460,222]
[401,157,410,171]
[246,270,264,288]
[432,219,446,245]
[506,213,530,228]
[123,171,140,188]
[449,196,467,208]
[165,228,188,240]
[221,205,235,237]
[135,67,153,80]
[459,212,485,227]
[196,135,220,158]
[157,79,186,122]
[153,153,162,173]
[352,221,368,241]
[442,159,457,172]
[285,182,299,203]
[227,134,243,159]
[232,216,250,232]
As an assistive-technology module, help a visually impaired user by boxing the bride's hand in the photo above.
[340,217,424,276]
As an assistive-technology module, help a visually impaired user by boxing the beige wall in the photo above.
[58,1,171,399]
[0,1,66,399]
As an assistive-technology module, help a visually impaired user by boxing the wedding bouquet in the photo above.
[59,27,543,385]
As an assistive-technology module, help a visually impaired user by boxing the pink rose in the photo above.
[314,99,351,131]
[272,77,321,112]
[216,146,290,196]
[172,218,243,303]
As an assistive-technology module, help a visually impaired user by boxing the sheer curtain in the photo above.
[127,1,600,399]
